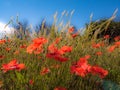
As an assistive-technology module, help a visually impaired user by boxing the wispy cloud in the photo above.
[0,22,14,38]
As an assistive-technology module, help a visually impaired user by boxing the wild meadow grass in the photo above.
[0,11,120,90]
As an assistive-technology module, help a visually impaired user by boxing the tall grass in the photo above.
[0,10,120,90]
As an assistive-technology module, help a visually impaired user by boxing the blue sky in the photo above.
[0,0,120,29]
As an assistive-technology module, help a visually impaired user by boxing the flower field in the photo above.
[0,19,120,90]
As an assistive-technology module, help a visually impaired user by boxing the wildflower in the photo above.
[5,47,11,51]
[34,45,43,54]
[33,37,48,45]
[114,41,120,46]
[48,44,58,53]
[84,55,91,60]
[71,66,88,77]
[104,35,110,39]
[58,46,72,55]
[68,27,74,33]
[1,59,25,72]
[46,53,69,62]
[92,43,101,48]
[96,51,102,56]
[17,64,26,71]
[70,57,91,77]
[54,87,67,90]
[53,37,62,44]
[26,44,36,54]
[114,36,120,41]
[70,56,108,78]
[72,33,78,38]
[47,44,72,62]
[90,66,108,78]
[40,67,50,75]
[20,44,27,49]
[0,55,5,60]
[29,80,34,85]
[108,45,116,52]
[0,39,6,44]
[27,37,47,54]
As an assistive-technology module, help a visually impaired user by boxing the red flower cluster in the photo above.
[0,39,6,44]
[92,42,104,48]
[70,56,108,78]
[107,41,120,52]
[47,39,72,62]
[1,59,25,73]
[27,37,48,54]
[71,56,91,77]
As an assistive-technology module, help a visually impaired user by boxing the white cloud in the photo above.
[0,22,14,38]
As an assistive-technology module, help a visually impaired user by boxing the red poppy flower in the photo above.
[46,53,69,62]
[29,80,34,85]
[70,57,91,77]
[17,64,26,71]
[58,46,72,55]
[54,87,67,90]
[5,47,11,51]
[33,37,48,45]
[20,44,27,49]
[0,39,6,44]
[72,33,78,38]
[104,35,110,39]
[68,27,74,33]
[1,59,25,72]
[114,41,120,46]
[34,45,43,54]
[70,56,108,78]
[90,66,108,78]
[92,43,101,48]
[27,37,47,54]
[53,37,62,44]
[48,44,58,53]
[0,55,5,59]
[84,55,91,60]
[95,51,102,56]
[114,36,120,41]
[40,67,50,75]
[108,45,116,52]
